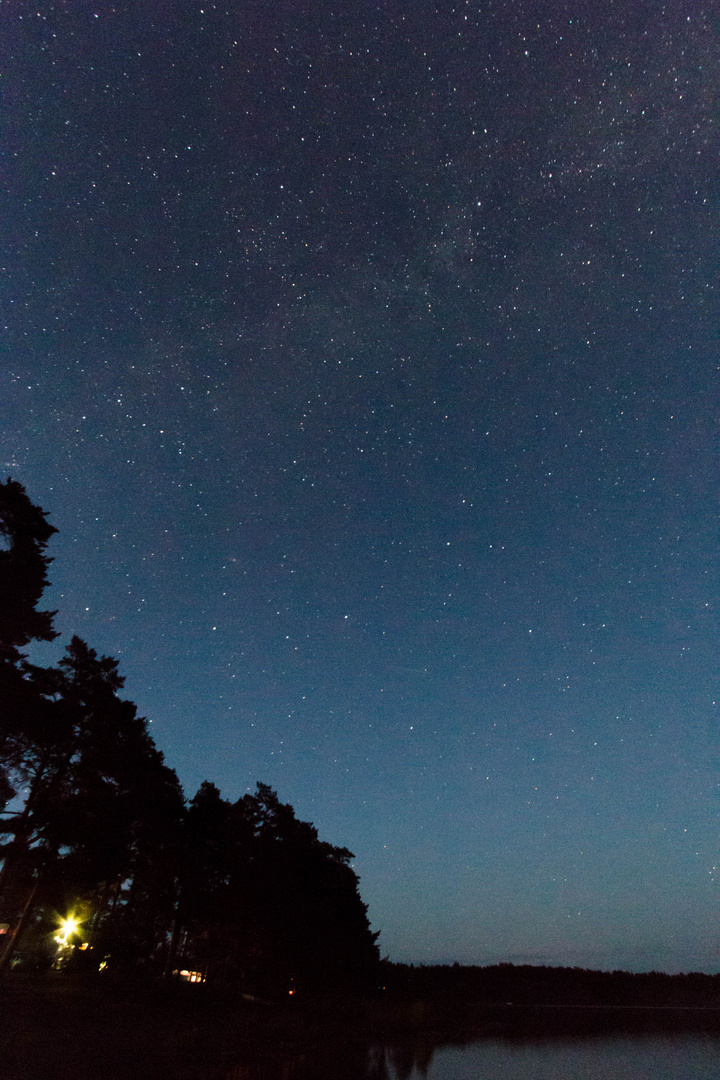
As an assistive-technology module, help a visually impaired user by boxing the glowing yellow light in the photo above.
[54,914,81,946]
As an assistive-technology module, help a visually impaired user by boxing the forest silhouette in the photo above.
[0,478,380,990]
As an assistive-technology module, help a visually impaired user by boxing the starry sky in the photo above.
[3,0,717,973]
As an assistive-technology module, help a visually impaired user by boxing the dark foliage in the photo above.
[0,478,58,663]
[169,779,379,991]
[0,479,60,823]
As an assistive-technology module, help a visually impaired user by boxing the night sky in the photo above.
[3,1,717,973]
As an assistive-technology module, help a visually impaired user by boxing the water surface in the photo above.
[403,1034,720,1080]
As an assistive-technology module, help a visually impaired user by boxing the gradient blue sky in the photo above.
[3,0,717,972]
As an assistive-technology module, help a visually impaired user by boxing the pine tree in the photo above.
[0,478,58,664]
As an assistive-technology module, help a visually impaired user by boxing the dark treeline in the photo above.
[383,962,720,1009]
[0,479,379,991]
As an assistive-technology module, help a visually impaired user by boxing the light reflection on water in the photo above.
[398,1034,720,1080]
[216,1032,720,1080]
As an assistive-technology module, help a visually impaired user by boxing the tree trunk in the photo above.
[0,755,49,901]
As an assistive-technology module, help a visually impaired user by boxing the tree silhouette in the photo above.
[245,783,379,990]
[170,781,380,991]
[0,480,60,969]
[0,478,58,664]
[0,481,379,991]
[0,479,59,806]
[0,636,185,972]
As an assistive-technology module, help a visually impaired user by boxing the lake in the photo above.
[6,977,718,1079]
[214,1026,720,1079]
[382,1034,720,1080]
